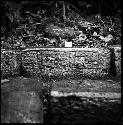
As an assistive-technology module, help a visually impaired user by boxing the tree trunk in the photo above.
[63,1,66,22]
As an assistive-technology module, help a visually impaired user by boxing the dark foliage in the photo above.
[1,1,121,48]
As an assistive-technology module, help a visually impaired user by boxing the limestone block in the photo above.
[1,48,112,78]
[91,52,99,61]
[1,51,21,77]
[75,51,86,57]
[69,52,75,58]
[92,62,100,68]
[74,57,85,64]
[58,51,69,59]
[59,60,69,66]
[113,47,121,76]
[84,63,93,69]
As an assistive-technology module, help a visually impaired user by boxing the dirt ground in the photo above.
[1,77,43,123]
[1,77,121,124]
[51,78,121,93]
[43,77,121,124]
[44,95,121,124]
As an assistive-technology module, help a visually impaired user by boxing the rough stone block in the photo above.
[69,51,75,58]
[113,47,121,76]
[75,51,86,57]
[1,48,111,78]
[74,57,85,64]
[91,52,99,61]
[1,51,21,77]
[58,51,69,58]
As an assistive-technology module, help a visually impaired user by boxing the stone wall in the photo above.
[1,47,121,79]
[22,48,111,78]
[1,50,21,78]
[113,46,121,77]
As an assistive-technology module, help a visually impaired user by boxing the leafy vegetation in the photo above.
[1,1,121,49]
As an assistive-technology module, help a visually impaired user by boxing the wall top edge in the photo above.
[1,46,121,53]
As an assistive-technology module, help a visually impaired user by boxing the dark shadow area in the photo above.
[43,96,121,124]
[108,48,117,77]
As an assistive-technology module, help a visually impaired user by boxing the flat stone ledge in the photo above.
[23,47,101,52]
[51,91,121,99]
[1,79,10,84]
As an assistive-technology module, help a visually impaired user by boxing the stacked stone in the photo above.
[1,50,21,78]
[22,48,111,78]
[22,51,40,76]
[2,47,121,79]
[71,49,111,78]
[113,46,121,77]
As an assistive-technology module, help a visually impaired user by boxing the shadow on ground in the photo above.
[1,77,121,124]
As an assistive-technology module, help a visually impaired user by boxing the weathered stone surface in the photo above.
[113,46,121,77]
[1,50,21,78]
[75,51,86,57]
[1,48,112,78]
[69,52,75,58]
[22,50,40,75]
